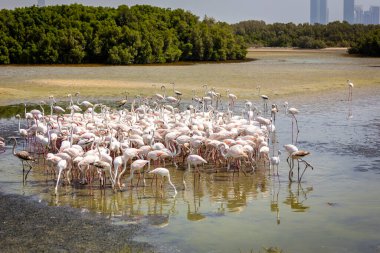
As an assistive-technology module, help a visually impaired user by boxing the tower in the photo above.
[344,0,355,24]
[310,0,328,24]
[369,6,380,25]
[354,6,363,24]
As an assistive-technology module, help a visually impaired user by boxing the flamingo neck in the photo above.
[220,145,228,158]
[167,175,177,195]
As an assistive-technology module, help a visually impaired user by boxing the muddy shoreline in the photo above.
[0,192,153,253]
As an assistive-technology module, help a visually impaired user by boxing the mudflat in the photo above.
[0,48,379,105]
[0,192,151,253]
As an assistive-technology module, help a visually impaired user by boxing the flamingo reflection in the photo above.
[283,182,313,212]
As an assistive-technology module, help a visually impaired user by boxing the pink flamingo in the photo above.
[124,159,150,188]
[149,167,177,197]
[219,144,248,174]
[184,154,207,189]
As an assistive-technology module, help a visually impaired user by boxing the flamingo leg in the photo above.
[294,116,299,144]
[297,159,300,182]
[299,159,314,182]
[291,120,294,144]
[24,161,33,182]
[289,159,294,182]
[21,161,25,184]
[55,167,64,194]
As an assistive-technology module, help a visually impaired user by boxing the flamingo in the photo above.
[226,89,237,110]
[147,150,167,168]
[124,159,150,188]
[77,154,100,184]
[283,101,289,115]
[53,104,66,115]
[165,96,179,104]
[0,137,5,153]
[55,159,68,194]
[112,156,123,190]
[75,92,94,108]
[259,145,270,167]
[270,150,281,175]
[261,95,269,114]
[15,114,28,143]
[24,103,34,125]
[219,144,249,173]
[172,82,182,99]
[161,85,167,98]
[149,167,177,197]
[287,107,299,144]
[117,148,140,187]
[30,108,42,120]
[10,137,35,183]
[284,144,298,167]
[289,150,313,182]
[347,80,354,102]
[91,160,112,188]
[271,104,279,123]
[184,154,207,189]
[117,91,130,107]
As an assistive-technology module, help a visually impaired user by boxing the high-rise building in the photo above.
[370,6,380,24]
[354,6,363,24]
[363,10,372,24]
[310,0,328,24]
[344,0,355,24]
[320,0,328,24]
[37,0,45,7]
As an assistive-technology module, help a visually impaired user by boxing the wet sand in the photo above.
[0,192,152,253]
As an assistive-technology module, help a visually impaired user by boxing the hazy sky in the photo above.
[1,0,379,24]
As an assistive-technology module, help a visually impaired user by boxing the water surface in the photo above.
[0,53,380,253]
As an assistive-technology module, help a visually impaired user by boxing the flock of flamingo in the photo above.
[1,82,328,197]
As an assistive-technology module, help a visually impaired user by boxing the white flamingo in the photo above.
[287,107,299,144]
[55,159,68,194]
[270,150,281,175]
[347,80,354,101]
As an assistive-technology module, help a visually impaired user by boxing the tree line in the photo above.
[232,20,380,56]
[0,4,379,64]
[0,4,247,64]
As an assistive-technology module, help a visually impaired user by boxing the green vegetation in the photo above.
[0,4,246,64]
[0,4,379,62]
[348,30,380,57]
[232,20,380,55]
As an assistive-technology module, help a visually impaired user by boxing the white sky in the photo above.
[0,0,379,23]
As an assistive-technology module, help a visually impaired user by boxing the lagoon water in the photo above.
[0,51,380,252]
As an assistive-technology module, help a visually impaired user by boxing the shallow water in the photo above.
[0,85,380,253]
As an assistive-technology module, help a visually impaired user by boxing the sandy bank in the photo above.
[0,48,378,106]
[247,47,348,53]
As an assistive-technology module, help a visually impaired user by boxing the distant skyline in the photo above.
[310,0,329,24]
[0,0,379,24]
